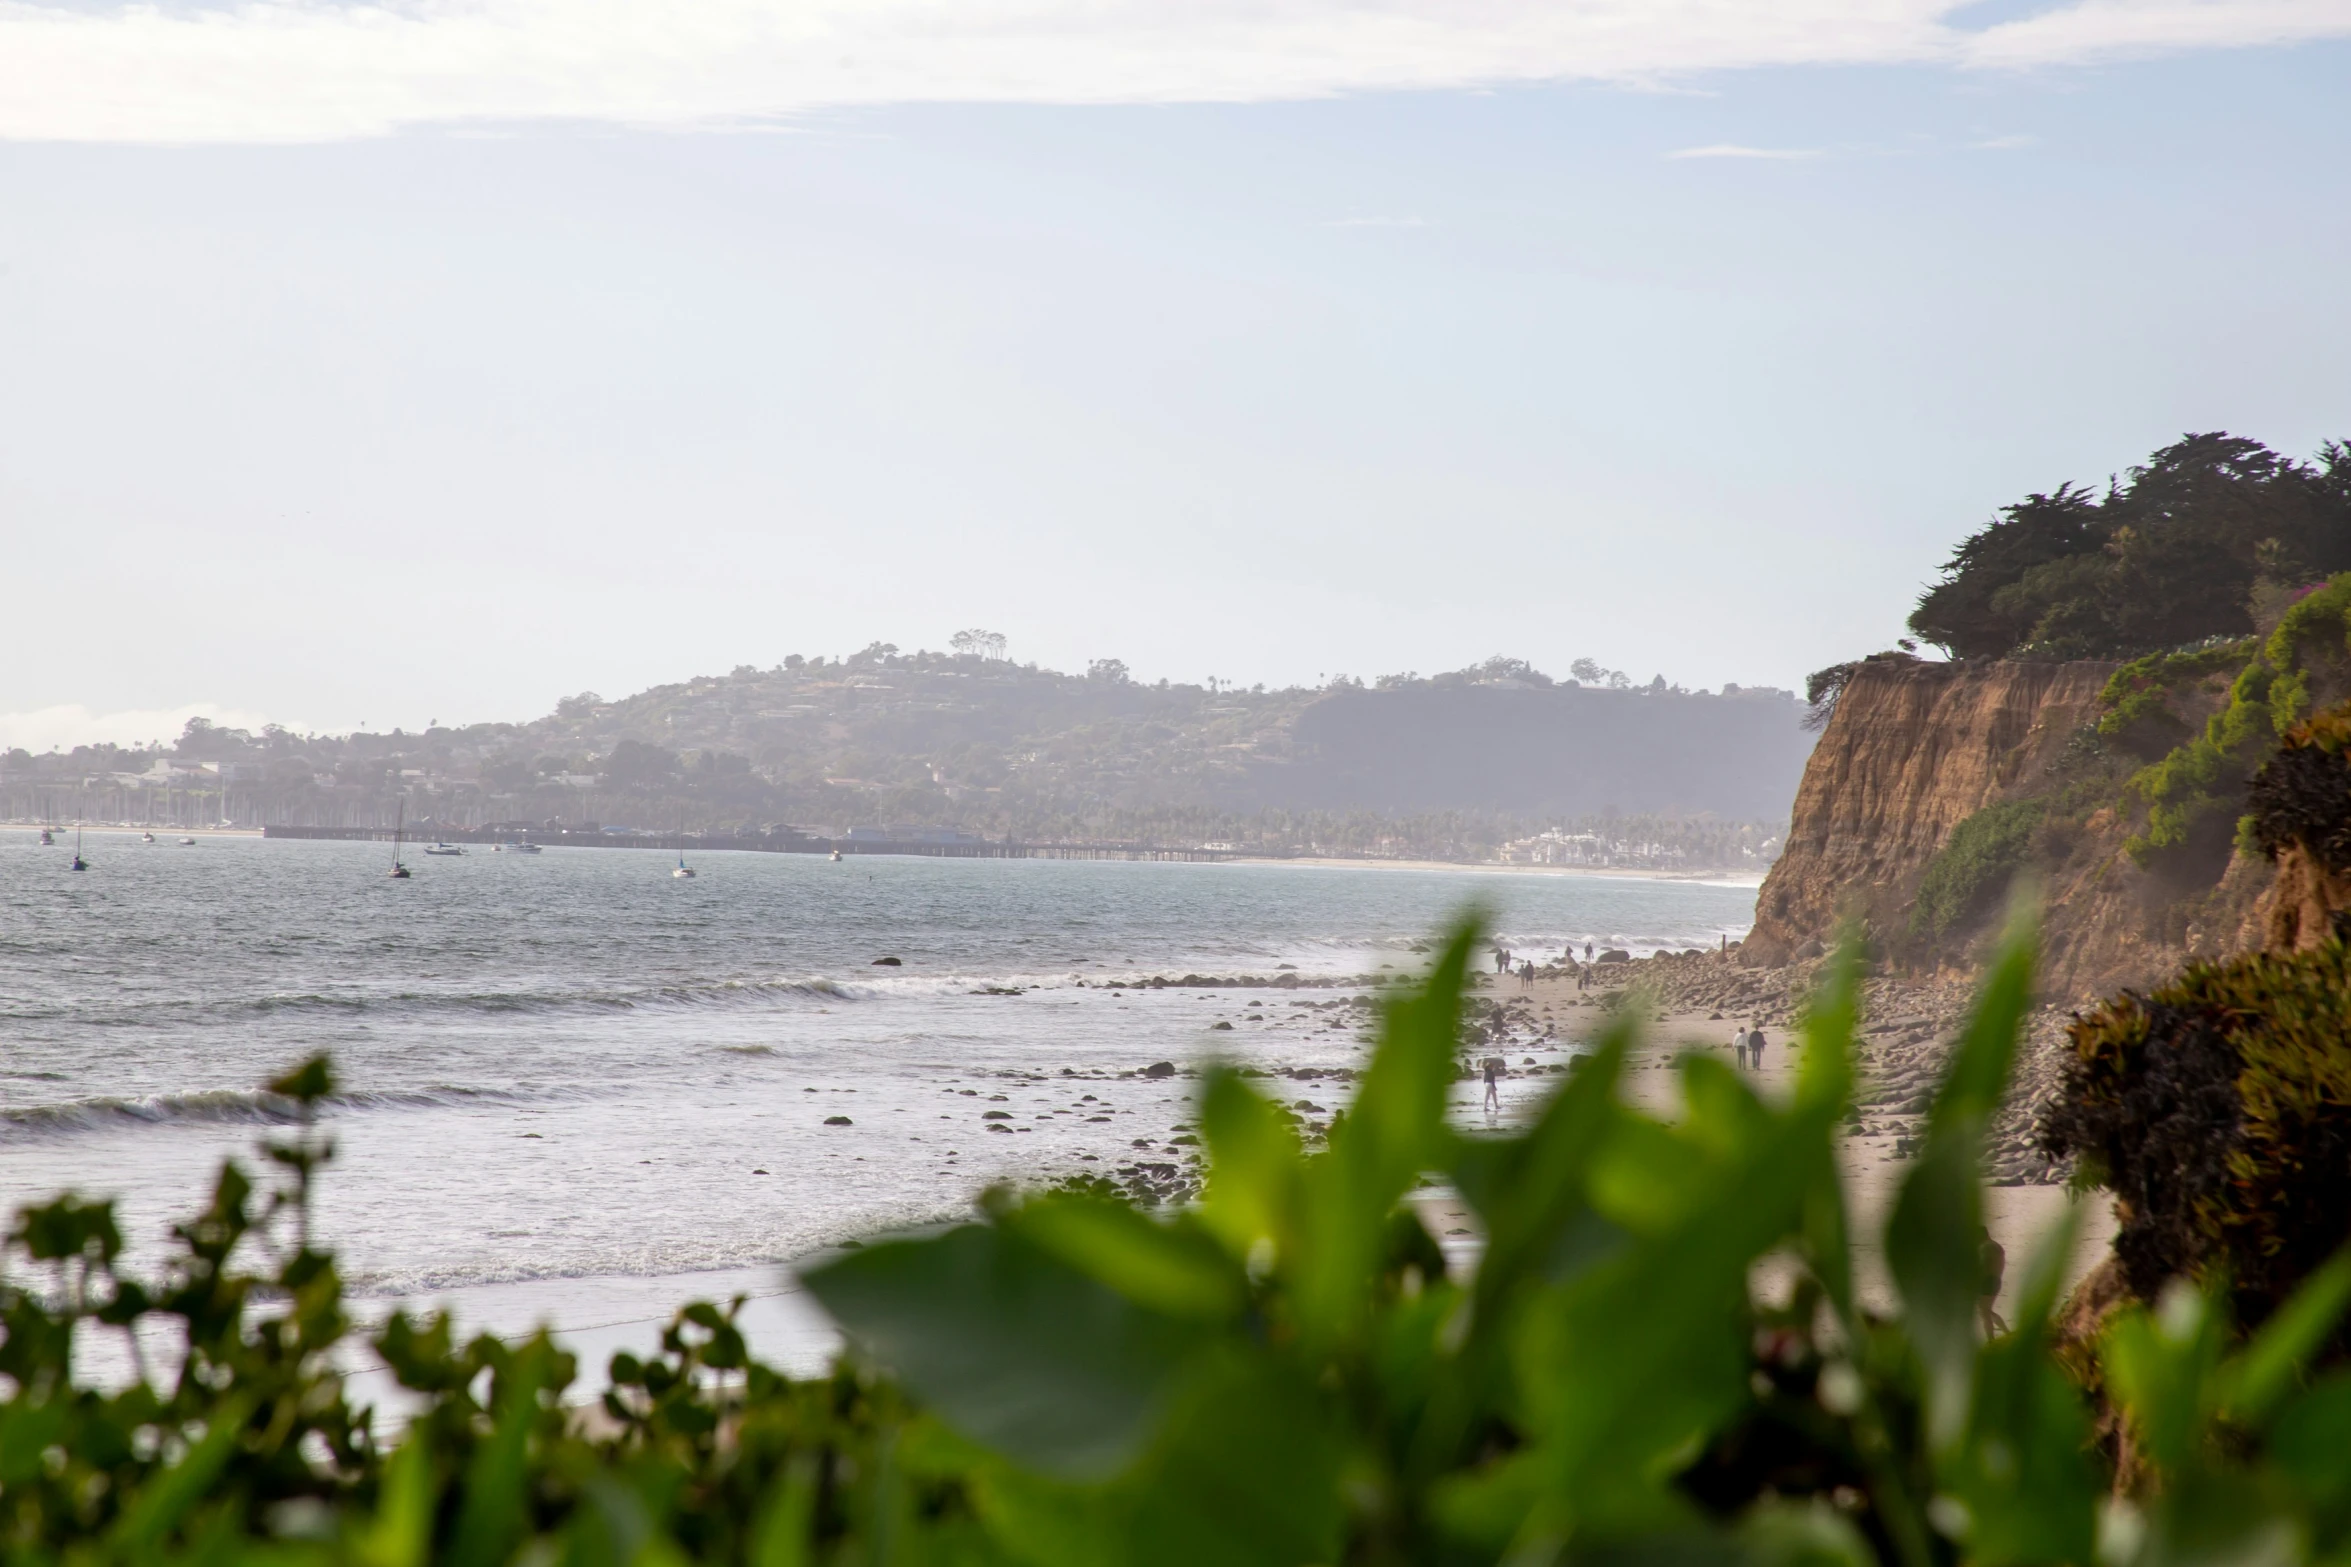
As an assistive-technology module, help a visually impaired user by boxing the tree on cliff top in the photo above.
[1910,432,2351,660]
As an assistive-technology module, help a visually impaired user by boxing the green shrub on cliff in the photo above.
[2117,575,2351,864]
[2095,639,2257,760]
[2042,941,2351,1335]
[2247,702,2351,882]
[12,920,2351,1564]
[1907,799,2047,948]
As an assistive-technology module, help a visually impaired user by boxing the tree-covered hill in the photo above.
[2,651,1808,866]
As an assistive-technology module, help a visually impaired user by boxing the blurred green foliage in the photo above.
[8,917,2351,1564]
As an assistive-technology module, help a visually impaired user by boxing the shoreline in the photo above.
[369,964,2101,1407]
[1229,854,1764,885]
[4,825,1767,884]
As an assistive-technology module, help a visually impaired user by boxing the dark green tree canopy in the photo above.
[1910,433,2351,660]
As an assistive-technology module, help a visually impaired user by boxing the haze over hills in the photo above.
[2,649,1811,868]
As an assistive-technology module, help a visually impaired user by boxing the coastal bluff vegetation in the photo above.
[1741,432,2351,996]
[3,654,1809,869]
[1606,432,2351,1193]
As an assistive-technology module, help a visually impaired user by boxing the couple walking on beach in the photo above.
[1492,948,1538,989]
[1732,1024,1769,1071]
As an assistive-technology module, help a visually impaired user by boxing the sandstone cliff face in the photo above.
[1745,655,2276,998]
[1744,657,2118,971]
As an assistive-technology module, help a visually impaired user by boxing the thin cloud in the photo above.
[1962,0,2351,65]
[1972,131,2038,147]
[0,703,277,753]
[1322,215,1429,227]
[1666,143,1824,159]
[0,0,2345,143]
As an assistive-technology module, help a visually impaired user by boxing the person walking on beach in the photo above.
[1978,1225,2008,1336]
[1519,960,1535,990]
[1482,1054,1504,1114]
[1746,1025,1768,1071]
[1733,1028,1749,1070]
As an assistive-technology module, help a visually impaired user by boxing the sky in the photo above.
[2,2,2348,748]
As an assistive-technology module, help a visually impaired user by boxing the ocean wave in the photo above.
[233,975,881,1021]
[336,1198,967,1297]
[0,1084,559,1141]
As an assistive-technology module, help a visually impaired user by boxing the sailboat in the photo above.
[70,826,87,872]
[672,814,696,878]
[388,802,412,879]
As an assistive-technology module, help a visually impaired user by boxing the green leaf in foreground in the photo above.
[804,1221,1213,1479]
[1887,897,2035,1449]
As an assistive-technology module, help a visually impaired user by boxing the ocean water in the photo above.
[0,830,1757,1307]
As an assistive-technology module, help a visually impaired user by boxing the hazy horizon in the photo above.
[3,7,2346,748]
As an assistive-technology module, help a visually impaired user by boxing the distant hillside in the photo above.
[2,651,1809,866]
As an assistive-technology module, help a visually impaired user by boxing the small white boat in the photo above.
[830,848,843,862]
[424,842,465,856]
[178,836,196,846]
[39,827,53,845]
[141,832,155,844]
[494,841,542,854]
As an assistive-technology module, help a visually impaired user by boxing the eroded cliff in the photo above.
[1745,658,2114,962]
[1743,654,2266,998]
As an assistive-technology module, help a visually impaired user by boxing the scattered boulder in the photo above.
[1144,1061,1178,1077]
[823,1115,853,1126]
[871,956,903,966]
[1598,949,1632,965]
[1209,1021,1234,1031]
